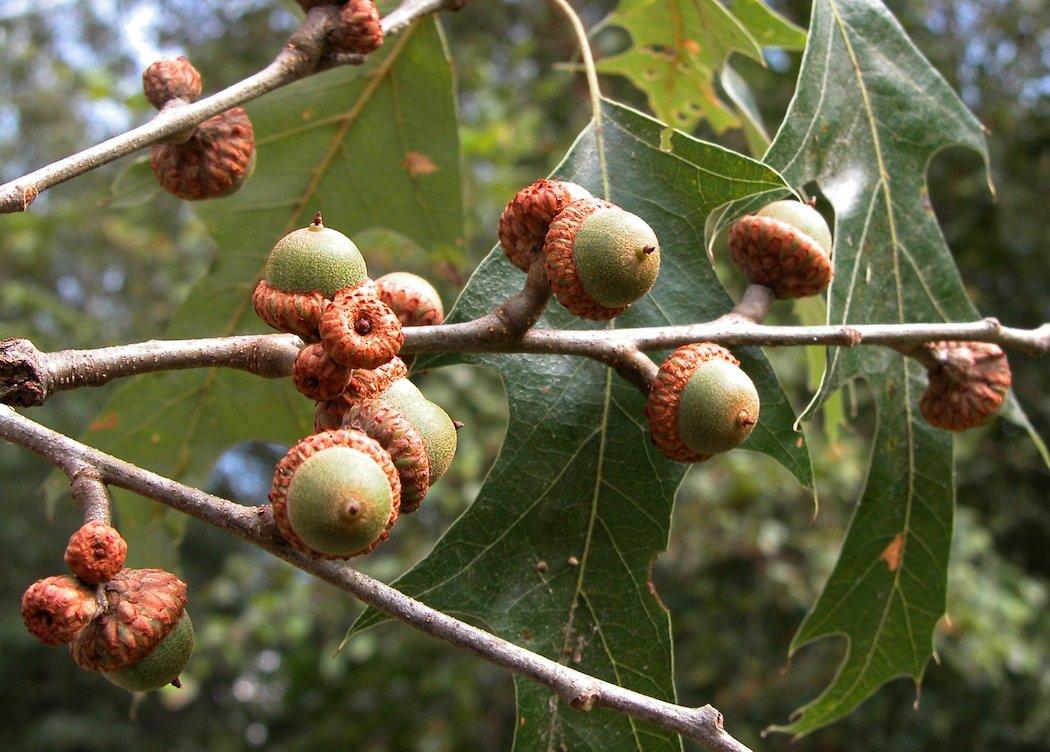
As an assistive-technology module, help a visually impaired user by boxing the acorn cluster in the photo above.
[21,522,194,693]
[297,0,385,56]
[253,213,457,559]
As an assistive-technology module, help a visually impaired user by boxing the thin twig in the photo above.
[70,468,113,525]
[0,404,750,752]
[0,0,466,213]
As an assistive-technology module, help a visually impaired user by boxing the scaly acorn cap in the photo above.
[22,575,99,646]
[379,379,458,482]
[104,613,194,692]
[319,283,404,369]
[330,0,384,55]
[498,179,593,271]
[71,569,188,673]
[919,341,1011,431]
[142,57,202,109]
[646,343,758,462]
[64,521,128,585]
[728,200,833,298]
[293,343,352,402]
[375,272,445,327]
[345,401,431,513]
[150,107,255,200]
[269,429,401,559]
[314,357,410,432]
[543,198,660,320]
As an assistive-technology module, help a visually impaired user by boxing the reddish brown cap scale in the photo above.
[64,521,128,585]
[330,0,384,55]
[498,179,593,272]
[345,401,431,513]
[151,107,255,201]
[22,575,99,646]
[293,343,352,401]
[542,197,629,320]
[252,280,328,341]
[142,57,202,109]
[71,569,188,672]
[728,207,833,299]
[269,429,401,559]
[314,357,410,432]
[919,341,1011,431]
[319,283,404,369]
[645,343,741,463]
[375,272,445,327]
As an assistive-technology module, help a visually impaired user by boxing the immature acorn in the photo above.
[330,0,384,55]
[293,343,352,401]
[375,272,445,327]
[543,197,661,320]
[919,341,1011,431]
[378,379,458,483]
[646,343,760,462]
[64,521,128,585]
[71,568,193,692]
[270,430,401,559]
[499,179,594,272]
[142,57,202,109]
[150,107,256,201]
[22,575,99,646]
[319,282,404,369]
[728,200,833,298]
[253,212,368,340]
[314,357,410,432]
[345,401,431,513]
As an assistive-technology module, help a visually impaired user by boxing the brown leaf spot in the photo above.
[880,534,905,571]
[401,151,438,177]
[88,413,119,432]
[682,39,701,55]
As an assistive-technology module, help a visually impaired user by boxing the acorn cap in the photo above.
[570,205,660,308]
[920,341,1011,431]
[375,272,445,327]
[71,569,188,673]
[142,57,202,109]
[330,0,384,55]
[314,357,410,432]
[646,343,746,463]
[676,358,760,455]
[266,214,368,298]
[319,283,404,369]
[345,400,431,513]
[379,380,457,482]
[293,343,352,401]
[498,179,593,271]
[22,575,99,646]
[64,521,128,585]
[728,200,833,299]
[150,107,255,201]
[270,429,401,559]
[104,612,193,692]
[252,280,329,341]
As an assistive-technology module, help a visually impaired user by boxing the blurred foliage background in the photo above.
[0,1,1046,750]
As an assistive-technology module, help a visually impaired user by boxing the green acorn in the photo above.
[378,379,458,483]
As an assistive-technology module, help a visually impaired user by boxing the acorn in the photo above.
[314,357,410,432]
[646,343,760,462]
[728,199,833,298]
[378,379,458,483]
[21,575,99,646]
[71,568,193,692]
[345,401,431,513]
[142,57,202,109]
[64,521,127,585]
[293,343,352,401]
[150,107,255,200]
[330,0,384,55]
[269,430,401,559]
[919,341,1011,431]
[375,272,445,327]
[543,198,660,320]
[252,212,369,340]
[319,282,404,369]
[498,179,593,271]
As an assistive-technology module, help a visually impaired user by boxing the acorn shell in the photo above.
[378,380,458,483]
[293,343,352,401]
[314,357,410,432]
[645,343,744,463]
[150,107,255,201]
[269,429,401,559]
[498,179,593,271]
[319,283,404,369]
[375,272,445,327]
[345,401,431,513]
[104,612,193,692]
[142,57,202,109]
[919,341,1011,431]
[71,569,188,673]
[22,575,99,646]
[64,521,128,585]
[265,217,368,299]
[330,0,384,54]
[728,201,833,298]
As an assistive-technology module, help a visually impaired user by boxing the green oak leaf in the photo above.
[79,20,461,568]
[735,0,1045,736]
[730,0,807,50]
[348,100,811,751]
